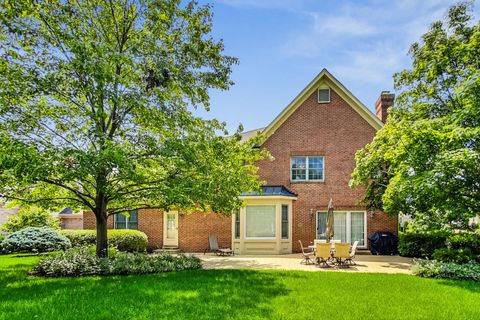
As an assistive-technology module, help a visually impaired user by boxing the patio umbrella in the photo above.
[326,198,334,243]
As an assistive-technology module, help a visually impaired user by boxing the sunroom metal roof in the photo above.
[241,185,297,197]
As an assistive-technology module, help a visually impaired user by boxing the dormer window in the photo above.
[318,88,330,103]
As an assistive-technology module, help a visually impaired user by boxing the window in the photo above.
[245,205,276,238]
[234,209,240,239]
[318,88,330,103]
[316,211,366,246]
[291,156,324,182]
[350,212,365,246]
[281,204,289,239]
[115,209,138,229]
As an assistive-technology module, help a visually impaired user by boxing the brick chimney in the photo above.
[375,91,395,123]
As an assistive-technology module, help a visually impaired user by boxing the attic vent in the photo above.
[318,88,330,103]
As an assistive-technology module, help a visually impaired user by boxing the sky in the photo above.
[194,0,480,133]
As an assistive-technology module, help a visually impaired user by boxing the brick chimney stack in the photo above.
[375,91,395,123]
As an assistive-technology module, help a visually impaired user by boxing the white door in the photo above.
[163,211,178,247]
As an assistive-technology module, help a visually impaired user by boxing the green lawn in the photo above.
[0,254,479,320]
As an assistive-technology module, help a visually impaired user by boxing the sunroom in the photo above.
[233,186,297,255]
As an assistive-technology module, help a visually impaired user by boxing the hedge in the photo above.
[61,229,148,252]
[399,231,480,263]
[398,231,450,258]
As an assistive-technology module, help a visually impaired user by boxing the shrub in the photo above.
[2,210,59,233]
[0,234,5,243]
[1,227,71,253]
[61,229,148,252]
[109,230,148,252]
[447,233,480,253]
[33,247,104,276]
[33,248,202,277]
[412,260,480,282]
[432,247,478,264]
[431,233,480,264]
[398,231,450,258]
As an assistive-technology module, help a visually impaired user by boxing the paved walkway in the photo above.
[197,254,414,274]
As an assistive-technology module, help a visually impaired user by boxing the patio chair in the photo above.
[204,235,234,256]
[299,240,315,265]
[315,243,332,267]
[333,243,351,267]
[345,241,359,265]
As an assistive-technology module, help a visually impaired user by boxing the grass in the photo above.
[0,254,479,320]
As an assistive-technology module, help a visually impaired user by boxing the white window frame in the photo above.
[315,211,367,248]
[290,156,325,182]
[244,205,277,240]
[318,88,331,103]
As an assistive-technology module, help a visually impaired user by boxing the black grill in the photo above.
[368,231,398,255]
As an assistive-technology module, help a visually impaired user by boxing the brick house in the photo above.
[83,69,398,254]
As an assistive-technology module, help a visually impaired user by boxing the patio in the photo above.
[198,254,414,274]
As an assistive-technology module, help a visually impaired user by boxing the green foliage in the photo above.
[0,234,4,243]
[412,260,480,281]
[33,247,202,277]
[432,247,478,264]
[432,232,480,263]
[0,0,266,256]
[399,230,480,263]
[61,229,148,252]
[398,231,450,258]
[1,227,71,253]
[2,208,59,233]
[350,3,480,228]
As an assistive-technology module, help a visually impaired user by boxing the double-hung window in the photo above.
[291,156,324,182]
[114,209,138,230]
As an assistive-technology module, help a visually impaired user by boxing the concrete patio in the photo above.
[197,254,414,274]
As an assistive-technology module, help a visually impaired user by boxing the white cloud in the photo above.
[331,41,403,86]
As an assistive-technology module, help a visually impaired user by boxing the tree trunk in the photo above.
[96,211,109,258]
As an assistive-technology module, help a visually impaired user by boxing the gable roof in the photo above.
[261,69,383,138]
[239,127,265,142]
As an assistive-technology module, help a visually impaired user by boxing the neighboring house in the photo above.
[84,69,398,254]
[56,208,84,230]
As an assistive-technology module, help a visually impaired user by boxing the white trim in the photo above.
[290,156,325,182]
[315,210,367,249]
[317,88,331,103]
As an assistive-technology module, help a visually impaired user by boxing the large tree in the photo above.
[0,0,266,256]
[351,2,480,230]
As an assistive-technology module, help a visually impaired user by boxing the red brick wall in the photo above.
[178,212,231,252]
[83,212,114,229]
[256,89,397,252]
[368,210,398,239]
[138,209,163,249]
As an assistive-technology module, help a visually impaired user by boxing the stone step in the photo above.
[355,250,372,255]
[154,247,181,254]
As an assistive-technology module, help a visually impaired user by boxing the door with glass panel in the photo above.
[316,211,366,247]
[163,211,178,247]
